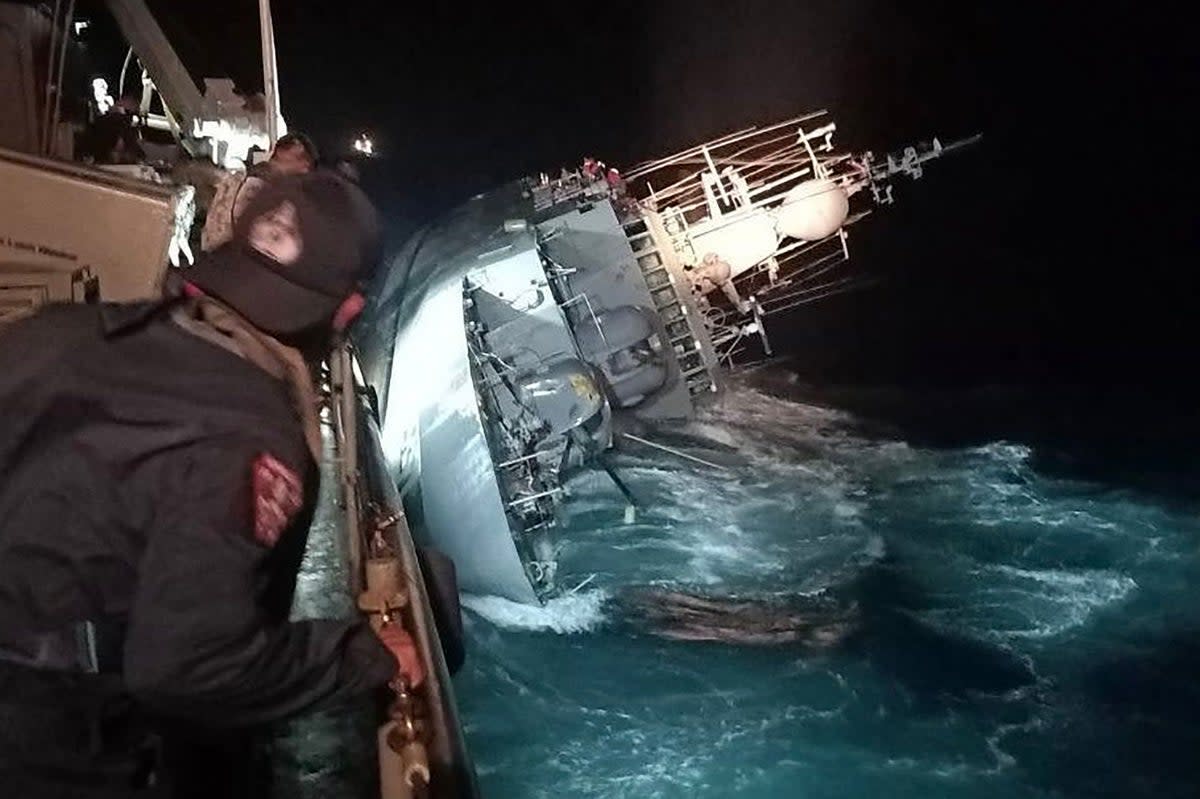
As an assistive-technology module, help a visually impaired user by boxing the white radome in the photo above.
[776,178,849,241]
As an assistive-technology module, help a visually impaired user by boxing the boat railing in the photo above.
[329,342,482,799]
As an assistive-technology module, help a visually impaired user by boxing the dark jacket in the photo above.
[0,296,395,728]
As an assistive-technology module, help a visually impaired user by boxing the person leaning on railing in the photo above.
[0,169,423,797]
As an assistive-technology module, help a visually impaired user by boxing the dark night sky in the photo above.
[136,1,1190,387]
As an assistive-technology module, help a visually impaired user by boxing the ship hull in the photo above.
[357,181,716,603]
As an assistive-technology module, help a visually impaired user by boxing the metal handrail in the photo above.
[330,341,481,799]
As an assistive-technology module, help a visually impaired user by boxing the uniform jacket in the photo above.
[0,295,395,728]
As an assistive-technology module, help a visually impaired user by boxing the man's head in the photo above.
[186,170,381,343]
[269,132,319,176]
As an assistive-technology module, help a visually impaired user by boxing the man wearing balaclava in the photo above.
[0,170,421,796]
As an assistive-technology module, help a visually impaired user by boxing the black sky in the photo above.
[140,1,1191,387]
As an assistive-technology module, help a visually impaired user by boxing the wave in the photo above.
[462,588,610,633]
[977,564,1139,639]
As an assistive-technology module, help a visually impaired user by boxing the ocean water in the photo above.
[451,375,1200,799]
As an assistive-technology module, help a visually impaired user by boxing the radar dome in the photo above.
[776,179,849,241]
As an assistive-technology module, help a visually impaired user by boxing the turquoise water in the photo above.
[453,378,1200,798]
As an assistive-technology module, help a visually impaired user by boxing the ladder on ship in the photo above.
[621,214,719,398]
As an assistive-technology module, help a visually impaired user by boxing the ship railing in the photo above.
[634,115,839,210]
[728,225,855,293]
[756,276,874,318]
[328,341,481,798]
[623,111,829,182]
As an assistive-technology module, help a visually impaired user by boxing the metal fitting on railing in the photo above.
[357,556,409,629]
[378,677,432,798]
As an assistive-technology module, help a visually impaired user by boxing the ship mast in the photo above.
[257,0,284,142]
[614,117,982,364]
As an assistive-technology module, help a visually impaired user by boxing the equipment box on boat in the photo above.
[0,145,178,305]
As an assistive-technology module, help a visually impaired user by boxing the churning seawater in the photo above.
[449,375,1200,799]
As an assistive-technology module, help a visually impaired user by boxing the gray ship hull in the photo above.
[357,181,715,603]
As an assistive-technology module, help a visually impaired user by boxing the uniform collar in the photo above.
[98,270,195,336]
[98,298,175,336]
[171,293,323,462]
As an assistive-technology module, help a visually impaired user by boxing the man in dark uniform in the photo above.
[0,170,422,796]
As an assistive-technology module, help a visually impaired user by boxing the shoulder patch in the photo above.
[252,452,303,547]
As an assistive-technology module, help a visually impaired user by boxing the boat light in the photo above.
[353,133,376,157]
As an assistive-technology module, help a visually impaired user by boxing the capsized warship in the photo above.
[355,114,979,605]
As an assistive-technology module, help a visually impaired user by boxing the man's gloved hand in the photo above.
[376,622,426,688]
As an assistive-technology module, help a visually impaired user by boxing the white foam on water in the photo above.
[881,757,979,781]
[973,564,1139,639]
[688,420,740,448]
[969,441,1034,463]
[982,713,1050,776]
[462,588,610,633]
[608,384,1150,652]
[553,383,904,599]
[468,378,1198,798]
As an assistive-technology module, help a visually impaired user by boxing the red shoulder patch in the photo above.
[252,452,303,547]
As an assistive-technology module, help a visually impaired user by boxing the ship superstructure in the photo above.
[618,113,979,365]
